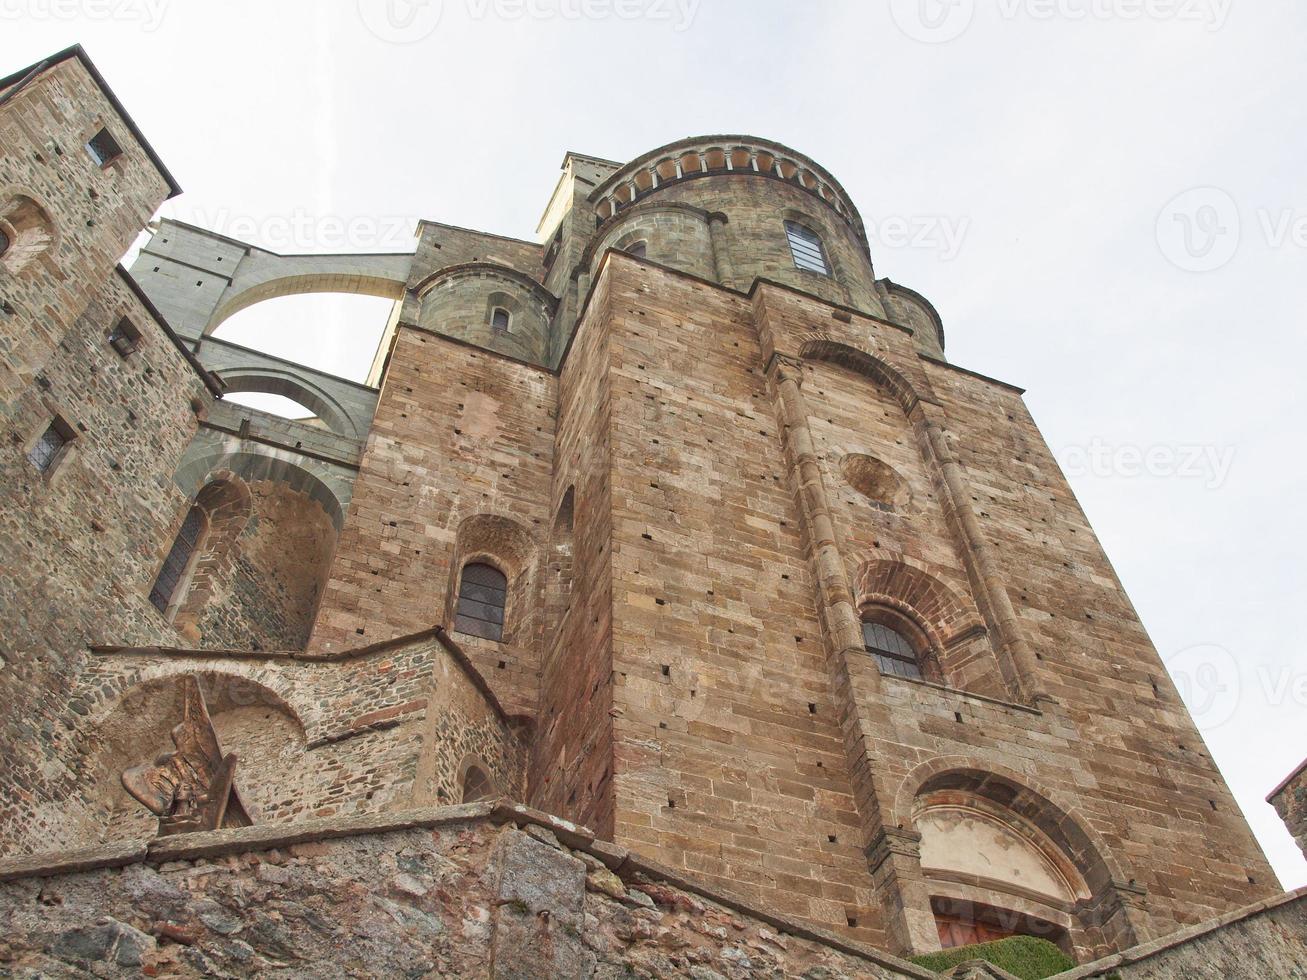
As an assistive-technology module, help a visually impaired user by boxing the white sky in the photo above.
[10,0,1305,888]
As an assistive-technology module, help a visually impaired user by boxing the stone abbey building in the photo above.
[1,45,1304,977]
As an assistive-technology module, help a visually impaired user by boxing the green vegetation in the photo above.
[909,935,1076,979]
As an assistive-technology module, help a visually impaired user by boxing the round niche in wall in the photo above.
[840,453,911,513]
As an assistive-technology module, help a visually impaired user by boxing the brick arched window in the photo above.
[455,562,508,642]
[149,505,208,616]
[861,608,934,681]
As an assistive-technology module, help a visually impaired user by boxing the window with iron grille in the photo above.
[784,220,831,276]
[108,317,141,358]
[27,420,71,473]
[149,506,205,614]
[491,308,511,333]
[462,765,494,803]
[626,240,647,259]
[863,620,924,680]
[454,562,508,642]
[86,127,124,167]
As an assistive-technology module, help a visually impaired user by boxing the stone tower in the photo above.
[0,46,1284,968]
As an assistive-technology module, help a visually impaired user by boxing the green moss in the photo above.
[909,935,1076,979]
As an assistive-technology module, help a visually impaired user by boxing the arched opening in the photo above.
[784,219,830,276]
[210,293,395,385]
[0,194,56,274]
[214,370,358,436]
[461,763,495,803]
[903,764,1138,959]
[86,670,306,843]
[150,476,252,625]
[445,513,539,650]
[455,562,509,642]
[861,605,936,682]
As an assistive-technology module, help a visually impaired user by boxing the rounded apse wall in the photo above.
[416,266,555,364]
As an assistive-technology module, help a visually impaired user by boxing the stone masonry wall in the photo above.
[598,255,888,947]
[192,480,338,652]
[529,272,617,833]
[1271,760,1307,861]
[0,57,173,399]
[0,270,209,854]
[309,327,556,717]
[0,804,940,979]
[59,631,523,847]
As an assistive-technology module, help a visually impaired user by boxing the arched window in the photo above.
[462,764,494,803]
[455,562,508,641]
[626,240,647,259]
[863,618,924,680]
[0,227,9,258]
[490,307,511,333]
[784,220,830,276]
[150,505,207,615]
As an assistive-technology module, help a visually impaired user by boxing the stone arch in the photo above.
[446,513,539,647]
[81,668,308,843]
[853,555,982,650]
[207,265,409,337]
[215,368,361,437]
[174,448,346,531]
[894,758,1142,953]
[0,189,58,275]
[154,472,254,633]
[798,337,925,415]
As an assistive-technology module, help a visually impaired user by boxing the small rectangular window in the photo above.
[785,220,831,276]
[107,317,142,357]
[491,308,511,333]
[86,127,124,167]
[27,418,74,474]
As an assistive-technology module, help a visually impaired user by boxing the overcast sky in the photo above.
[11,0,1305,888]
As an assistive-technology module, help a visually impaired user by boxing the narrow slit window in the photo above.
[462,765,494,803]
[863,620,924,680]
[785,220,830,276]
[0,228,10,257]
[107,317,142,357]
[86,128,124,167]
[491,307,511,333]
[149,506,206,614]
[626,240,647,259]
[455,562,508,642]
[27,420,72,473]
